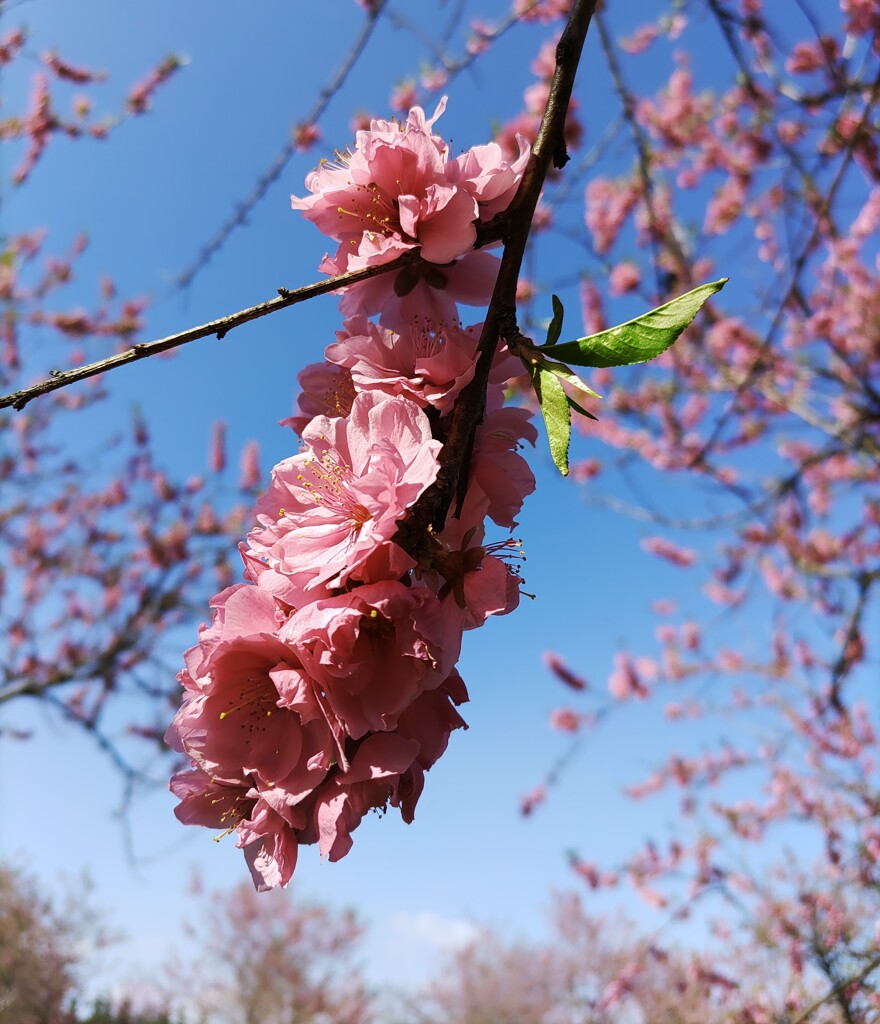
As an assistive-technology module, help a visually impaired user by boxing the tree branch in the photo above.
[0,253,424,411]
[395,0,598,552]
[788,950,880,1024]
[594,10,692,292]
[686,64,880,467]
[1,214,516,412]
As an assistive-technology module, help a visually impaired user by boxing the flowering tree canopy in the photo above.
[2,0,879,1016]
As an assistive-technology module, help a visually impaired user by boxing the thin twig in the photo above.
[788,951,880,1024]
[174,1,388,291]
[0,253,422,410]
[826,569,878,713]
[1,209,518,411]
[594,11,692,293]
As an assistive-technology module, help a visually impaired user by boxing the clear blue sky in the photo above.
[0,0,853,1003]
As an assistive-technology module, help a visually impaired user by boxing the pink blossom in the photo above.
[389,79,418,113]
[336,248,500,329]
[469,403,538,528]
[544,651,588,691]
[180,583,284,682]
[666,13,687,38]
[609,261,642,295]
[841,0,879,36]
[620,24,660,54]
[208,420,226,473]
[520,784,546,816]
[167,592,334,794]
[235,441,260,491]
[704,176,747,235]
[248,392,442,596]
[569,457,601,481]
[315,734,422,860]
[432,497,524,629]
[550,708,581,733]
[396,669,469,769]
[579,279,606,335]
[703,580,746,607]
[446,135,531,221]
[513,0,571,20]
[494,112,541,158]
[420,66,449,92]
[314,674,468,861]
[291,98,477,271]
[284,581,456,739]
[681,621,700,650]
[608,653,650,700]
[126,55,182,115]
[325,314,479,414]
[466,20,496,56]
[280,361,356,437]
[640,535,697,567]
[290,97,516,327]
[784,40,826,74]
[585,178,639,254]
[598,964,638,1011]
[170,767,302,891]
[292,121,321,152]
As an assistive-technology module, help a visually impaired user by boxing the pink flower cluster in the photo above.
[168,99,535,889]
[291,97,529,329]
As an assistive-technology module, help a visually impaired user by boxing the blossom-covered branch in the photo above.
[166,0,600,890]
[396,0,598,550]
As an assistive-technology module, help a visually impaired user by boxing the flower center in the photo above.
[338,181,403,239]
[294,448,373,537]
[218,675,277,733]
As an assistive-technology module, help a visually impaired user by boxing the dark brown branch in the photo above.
[395,0,598,554]
[2,215,513,412]
[825,569,879,713]
[0,253,423,411]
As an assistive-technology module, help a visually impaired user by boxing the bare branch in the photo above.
[0,253,424,411]
[594,11,692,292]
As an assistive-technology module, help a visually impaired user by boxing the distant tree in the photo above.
[406,891,834,1024]
[0,863,103,1024]
[73,999,183,1024]
[162,878,373,1024]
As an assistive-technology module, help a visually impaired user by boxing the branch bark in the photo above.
[0,216,517,412]
[395,0,598,553]
[0,254,427,411]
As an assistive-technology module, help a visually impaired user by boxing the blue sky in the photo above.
[0,0,865,1005]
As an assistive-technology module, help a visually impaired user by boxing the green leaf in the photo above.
[566,395,598,421]
[541,359,602,400]
[541,278,727,368]
[545,294,564,347]
[532,364,571,476]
